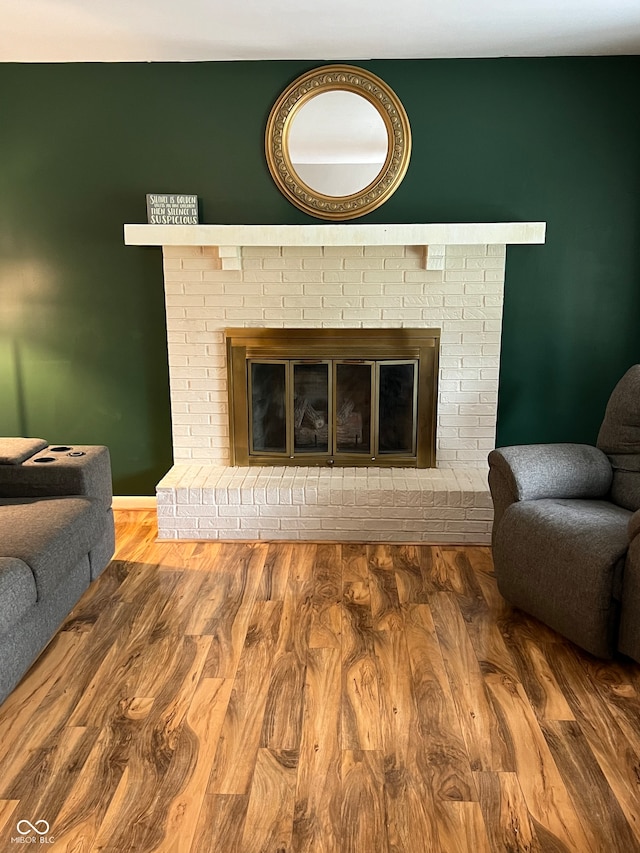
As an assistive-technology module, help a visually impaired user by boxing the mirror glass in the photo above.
[287,91,389,197]
[265,65,411,221]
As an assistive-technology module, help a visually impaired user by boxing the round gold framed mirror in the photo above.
[265,65,412,221]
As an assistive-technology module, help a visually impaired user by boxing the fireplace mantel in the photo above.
[124,221,546,270]
[131,220,548,542]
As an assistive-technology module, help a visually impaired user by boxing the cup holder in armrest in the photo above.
[31,449,86,462]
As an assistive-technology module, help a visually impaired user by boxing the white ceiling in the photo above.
[2,0,640,62]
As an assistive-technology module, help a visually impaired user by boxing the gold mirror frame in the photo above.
[265,65,412,221]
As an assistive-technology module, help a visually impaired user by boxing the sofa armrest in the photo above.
[488,443,613,540]
[0,445,112,509]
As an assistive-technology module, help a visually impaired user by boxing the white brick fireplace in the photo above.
[125,222,545,543]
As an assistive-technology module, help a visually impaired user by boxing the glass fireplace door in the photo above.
[235,328,436,467]
[334,361,373,455]
[249,360,288,455]
[293,361,330,454]
[248,358,419,462]
[377,361,418,456]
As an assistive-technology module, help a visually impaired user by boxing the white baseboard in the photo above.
[112,496,157,510]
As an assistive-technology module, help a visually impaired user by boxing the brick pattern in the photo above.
[159,241,504,542]
[162,242,506,468]
[157,465,493,544]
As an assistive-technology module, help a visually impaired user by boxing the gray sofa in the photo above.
[0,437,115,704]
[488,365,640,662]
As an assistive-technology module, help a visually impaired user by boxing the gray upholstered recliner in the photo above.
[488,365,640,661]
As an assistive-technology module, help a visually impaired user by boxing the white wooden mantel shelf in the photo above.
[124,222,546,270]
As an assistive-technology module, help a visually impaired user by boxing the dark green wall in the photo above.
[1,58,639,493]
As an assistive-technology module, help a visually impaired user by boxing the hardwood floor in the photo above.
[1,510,640,851]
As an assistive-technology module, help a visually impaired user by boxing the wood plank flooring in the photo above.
[1,510,640,851]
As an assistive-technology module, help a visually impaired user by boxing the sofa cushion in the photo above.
[0,497,104,600]
[494,498,632,658]
[0,557,37,634]
[0,438,48,465]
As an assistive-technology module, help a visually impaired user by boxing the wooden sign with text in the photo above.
[146,194,199,225]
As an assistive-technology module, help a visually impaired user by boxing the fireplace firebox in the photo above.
[226,328,439,467]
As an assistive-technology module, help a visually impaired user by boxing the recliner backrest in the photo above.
[597,364,640,511]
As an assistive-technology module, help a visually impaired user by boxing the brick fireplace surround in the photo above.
[125,223,545,544]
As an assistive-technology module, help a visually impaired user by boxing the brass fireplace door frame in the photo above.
[226,328,440,468]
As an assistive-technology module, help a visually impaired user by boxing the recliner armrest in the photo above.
[0,445,112,509]
[619,512,640,663]
[488,442,614,550]
[489,443,613,502]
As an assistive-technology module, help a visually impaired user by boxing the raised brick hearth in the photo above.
[157,465,492,542]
